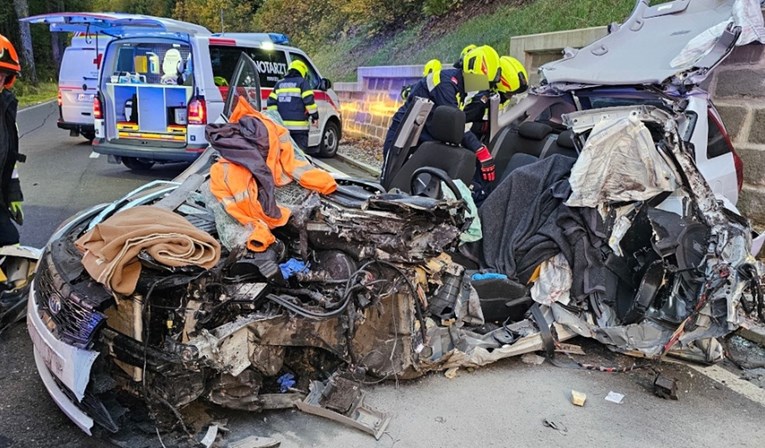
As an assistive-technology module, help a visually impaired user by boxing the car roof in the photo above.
[540,0,739,88]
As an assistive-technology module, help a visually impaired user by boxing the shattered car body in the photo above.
[25,0,765,442]
[26,105,764,439]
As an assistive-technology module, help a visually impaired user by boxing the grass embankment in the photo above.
[311,0,639,81]
[14,80,58,108]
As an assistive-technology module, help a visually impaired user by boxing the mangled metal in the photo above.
[29,104,765,441]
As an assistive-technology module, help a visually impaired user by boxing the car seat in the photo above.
[490,121,556,179]
[161,49,183,85]
[380,97,433,188]
[386,106,477,194]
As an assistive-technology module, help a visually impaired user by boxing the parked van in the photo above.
[57,33,112,141]
[26,13,342,171]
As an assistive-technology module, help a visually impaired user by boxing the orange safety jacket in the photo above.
[210,96,337,252]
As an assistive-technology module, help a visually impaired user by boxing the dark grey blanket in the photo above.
[206,116,280,218]
[479,155,608,301]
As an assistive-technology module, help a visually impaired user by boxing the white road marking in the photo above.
[686,363,765,407]
[17,99,56,114]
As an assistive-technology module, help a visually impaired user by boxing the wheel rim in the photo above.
[324,127,337,151]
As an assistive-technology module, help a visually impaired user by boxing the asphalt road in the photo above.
[1,101,764,448]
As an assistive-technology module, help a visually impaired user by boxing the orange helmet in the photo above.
[0,34,21,89]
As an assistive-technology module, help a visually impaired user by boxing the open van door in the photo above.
[22,13,210,37]
[222,52,262,119]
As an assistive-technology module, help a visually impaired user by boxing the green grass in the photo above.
[13,81,58,108]
[312,0,639,81]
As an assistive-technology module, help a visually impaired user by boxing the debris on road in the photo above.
[444,367,460,379]
[653,374,679,400]
[542,418,568,434]
[229,436,281,448]
[521,353,546,365]
[295,375,391,440]
[571,390,587,407]
[605,391,625,404]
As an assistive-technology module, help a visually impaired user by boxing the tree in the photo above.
[12,0,36,84]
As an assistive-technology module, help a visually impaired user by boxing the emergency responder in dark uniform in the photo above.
[0,34,24,246]
[383,45,501,183]
[464,55,529,143]
[267,60,318,153]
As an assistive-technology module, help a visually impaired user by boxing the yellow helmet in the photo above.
[423,59,442,76]
[460,44,477,60]
[288,60,308,78]
[462,45,500,92]
[497,56,529,94]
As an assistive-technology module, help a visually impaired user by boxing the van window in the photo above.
[209,45,288,89]
[109,41,192,86]
[60,48,102,87]
[289,53,320,90]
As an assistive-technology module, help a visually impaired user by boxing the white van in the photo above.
[57,33,112,141]
[26,13,343,171]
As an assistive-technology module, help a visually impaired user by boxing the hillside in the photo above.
[309,0,640,82]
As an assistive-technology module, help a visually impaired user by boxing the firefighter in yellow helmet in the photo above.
[383,45,501,182]
[0,34,24,245]
[464,55,529,142]
[267,59,319,153]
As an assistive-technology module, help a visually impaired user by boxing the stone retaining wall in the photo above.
[710,42,765,225]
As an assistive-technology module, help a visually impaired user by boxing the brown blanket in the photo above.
[75,206,221,295]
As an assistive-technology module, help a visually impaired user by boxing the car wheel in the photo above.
[317,121,339,158]
[122,157,155,171]
[82,131,96,142]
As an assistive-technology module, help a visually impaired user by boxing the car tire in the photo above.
[122,157,155,171]
[82,131,96,142]
[317,121,339,158]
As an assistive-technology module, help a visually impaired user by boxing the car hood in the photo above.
[540,0,764,89]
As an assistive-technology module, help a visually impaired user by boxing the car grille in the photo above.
[35,255,106,349]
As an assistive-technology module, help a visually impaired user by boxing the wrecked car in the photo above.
[25,0,765,444]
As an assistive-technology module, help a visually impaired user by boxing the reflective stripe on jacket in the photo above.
[266,74,317,131]
[211,96,337,252]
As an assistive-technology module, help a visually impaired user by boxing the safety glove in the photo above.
[9,201,23,225]
[310,113,319,127]
[475,146,496,182]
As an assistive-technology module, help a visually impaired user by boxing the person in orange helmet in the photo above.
[0,34,24,245]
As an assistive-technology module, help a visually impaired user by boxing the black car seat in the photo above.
[540,129,579,159]
[380,97,433,188]
[386,106,476,194]
[490,121,555,180]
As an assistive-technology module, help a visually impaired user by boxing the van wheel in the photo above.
[317,121,339,158]
[122,157,155,171]
[82,131,96,142]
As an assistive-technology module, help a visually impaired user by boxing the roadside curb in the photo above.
[18,99,56,113]
[335,152,381,177]
[738,321,765,347]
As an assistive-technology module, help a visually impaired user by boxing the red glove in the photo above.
[475,146,496,182]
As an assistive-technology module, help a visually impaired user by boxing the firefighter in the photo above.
[464,55,529,142]
[267,60,319,153]
[383,45,501,183]
[0,34,24,246]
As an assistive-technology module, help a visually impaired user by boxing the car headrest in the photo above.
[557,130,575,149]
[518,121,553,140]
[427,106,466,145]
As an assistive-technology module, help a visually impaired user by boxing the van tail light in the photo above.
[93,95,103,120]
[57,89,62,107]
[733,148,744,193]
[188,96,206,125]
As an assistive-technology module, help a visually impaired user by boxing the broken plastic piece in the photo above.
[229,436,281,448]
[295,376,391,440]
[444,367,459,379]
[604,391,625,404]
[279,258,308,280]
[653,373,679,400]
[277,373,296,393]
[571,390,587,406]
